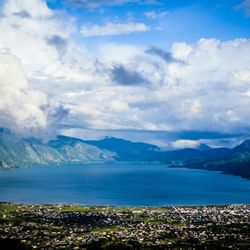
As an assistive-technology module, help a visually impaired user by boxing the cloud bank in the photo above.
[1,0,250,144]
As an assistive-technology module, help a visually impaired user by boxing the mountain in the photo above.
[175,140,250,179]
[83,137,160,162]
[1,128,249,179]
[0,129,231,168]
[231,140,250,161]
[197,143,212,151]
[0,130,115,169]
[83,137,230,164]
[153,147,230,166]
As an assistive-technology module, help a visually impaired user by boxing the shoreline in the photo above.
[1,201,250,208]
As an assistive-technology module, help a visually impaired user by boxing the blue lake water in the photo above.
[0,163,249,206]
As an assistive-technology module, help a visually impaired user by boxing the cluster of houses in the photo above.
[0,203,249,249]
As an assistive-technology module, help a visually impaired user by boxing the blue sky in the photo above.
[45,0,250,47]
[1,0,250,148]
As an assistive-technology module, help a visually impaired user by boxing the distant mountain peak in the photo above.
[240,139,250,147]
[233,139,250,152]
[95,136,159,148]
[197,143,212,151]
[102,136,124,141]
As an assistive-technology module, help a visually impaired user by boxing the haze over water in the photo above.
[0,163,249,206]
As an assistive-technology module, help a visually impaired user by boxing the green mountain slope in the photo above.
[176,140,250,179]
[0,129,115,168]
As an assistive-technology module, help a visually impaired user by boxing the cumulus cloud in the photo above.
[110,64,149,85]
[0,52,68,140]
[46,35,68,55]
[145,46,181,63]
[0,0,62,77]
[0,0,93,84]
[3,0,52,18]
[163,38,250,131]
[98,43,143,64]
[13,10,31,18]
[80,22,149,37]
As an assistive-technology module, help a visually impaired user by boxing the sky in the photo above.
[1,0,250,148]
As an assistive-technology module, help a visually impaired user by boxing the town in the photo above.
[0,202,249,249]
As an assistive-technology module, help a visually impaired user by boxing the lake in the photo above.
[0,163,249,206]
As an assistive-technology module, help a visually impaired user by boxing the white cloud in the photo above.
[3,0,52,18]
[98,43,144,64]
[80,22,149,37]
[0,52,64,140]
[62,0,156,9]
[163,38,250,132]
[171,140,199,149]
[85,38,250,133]
[144,10,168,19]
[235,0,250,16]
[0,0,94,84]
[1,0,250,142]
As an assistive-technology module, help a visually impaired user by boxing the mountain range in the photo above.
[0,128,249,179]
[176,139,250,179]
